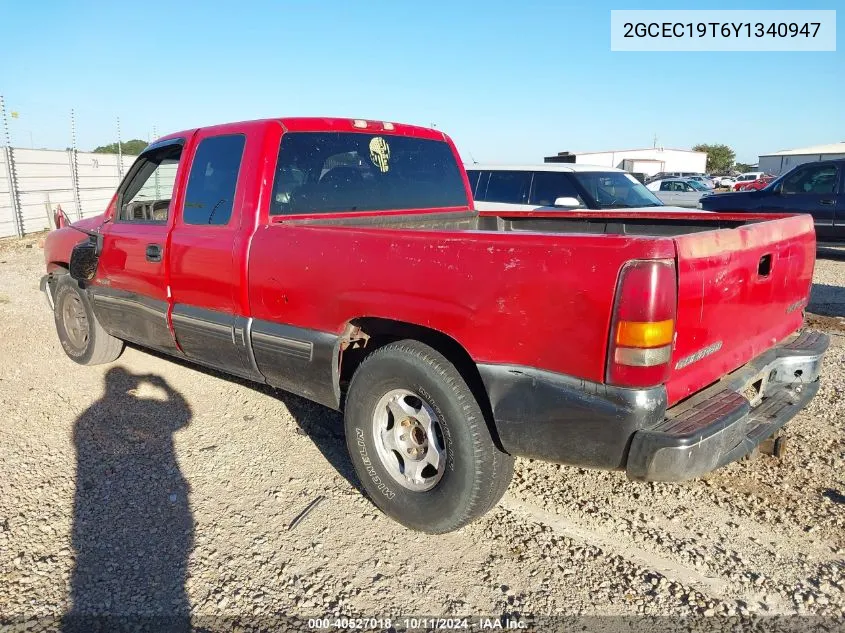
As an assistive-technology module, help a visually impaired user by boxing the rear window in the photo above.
[270,132,468,215]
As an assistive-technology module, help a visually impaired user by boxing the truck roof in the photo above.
[156,117,446,144]
[465,163,625,173]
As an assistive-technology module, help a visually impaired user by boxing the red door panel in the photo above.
[94,222,175,351]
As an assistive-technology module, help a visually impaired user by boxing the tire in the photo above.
[52,274,124,365]
[344,340,514,533]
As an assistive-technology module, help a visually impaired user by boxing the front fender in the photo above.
[43,214,105,268]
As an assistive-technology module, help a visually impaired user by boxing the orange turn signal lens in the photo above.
[615,319,674,349]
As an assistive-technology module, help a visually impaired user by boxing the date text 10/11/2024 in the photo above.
[306,617,527,630]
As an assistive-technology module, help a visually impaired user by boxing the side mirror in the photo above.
[553,196,581,208]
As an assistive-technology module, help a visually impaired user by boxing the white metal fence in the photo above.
[0,148,137,238]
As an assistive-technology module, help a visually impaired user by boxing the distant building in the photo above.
[544,147,707,177]
[758,143,845,175]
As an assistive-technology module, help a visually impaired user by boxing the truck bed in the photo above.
[257,209,815,407]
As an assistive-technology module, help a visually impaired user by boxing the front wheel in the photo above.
[344,340,514,533]
[52,274,124,365]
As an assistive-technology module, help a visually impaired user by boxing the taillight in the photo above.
[606,259,677,388]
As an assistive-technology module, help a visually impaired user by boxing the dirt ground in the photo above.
[0,236,843,630]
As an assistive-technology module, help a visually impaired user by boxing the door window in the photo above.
[183,134,246,225]
[118,143,183,223]
[782,164,838,195]
[481,170,531,204]
[528,171,583,206]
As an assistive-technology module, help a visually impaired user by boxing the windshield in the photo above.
[686,179,709,191]
[571,172,663,208]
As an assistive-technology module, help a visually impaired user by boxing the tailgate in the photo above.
[666,214,816,405]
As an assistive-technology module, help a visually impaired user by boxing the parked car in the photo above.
[732,172,765,191]
[714,175,736,188]
[466,164,683,212]
[645,178,715,208]
[700,159,844,242]
[736,175,775,191]
[701,159,845,242]
[41,116,828,533]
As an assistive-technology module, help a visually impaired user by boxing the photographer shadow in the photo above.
[63,367,193,633]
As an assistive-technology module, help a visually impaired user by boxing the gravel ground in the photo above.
[0,236,843,630]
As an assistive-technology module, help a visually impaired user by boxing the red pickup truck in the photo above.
[41,117,828,533]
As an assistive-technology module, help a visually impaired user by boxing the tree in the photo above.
[92,139,148,155]
[734,162,754,174]
[692,143,736,174]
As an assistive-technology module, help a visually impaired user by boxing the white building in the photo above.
[544,147,707,177]
[758,142,845,176]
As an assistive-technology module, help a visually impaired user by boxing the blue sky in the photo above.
[1,0,841,163]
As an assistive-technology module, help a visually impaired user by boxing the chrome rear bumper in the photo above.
[626,330,829,481]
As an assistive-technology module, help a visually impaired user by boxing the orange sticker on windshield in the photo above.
[369,137,390,173]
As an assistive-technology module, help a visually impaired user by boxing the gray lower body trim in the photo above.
[171,304,263,381]
[251,319,340,410]
[478,364,667,469]
[90,287,176,352]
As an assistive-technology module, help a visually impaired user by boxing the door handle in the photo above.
[145,243,163,263]
[819,199,835,206]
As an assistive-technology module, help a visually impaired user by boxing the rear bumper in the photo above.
[478,330,828,479]
[627,330,828,481]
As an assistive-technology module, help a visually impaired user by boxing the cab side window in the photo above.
[481,171,531,204]
[118,143,183,223]
[183,134,246,225]
[782,164,838,195]
[529,171,583,206]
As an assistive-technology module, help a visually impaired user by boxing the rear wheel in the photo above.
[344,340,514,533]
[53,274,124,365]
